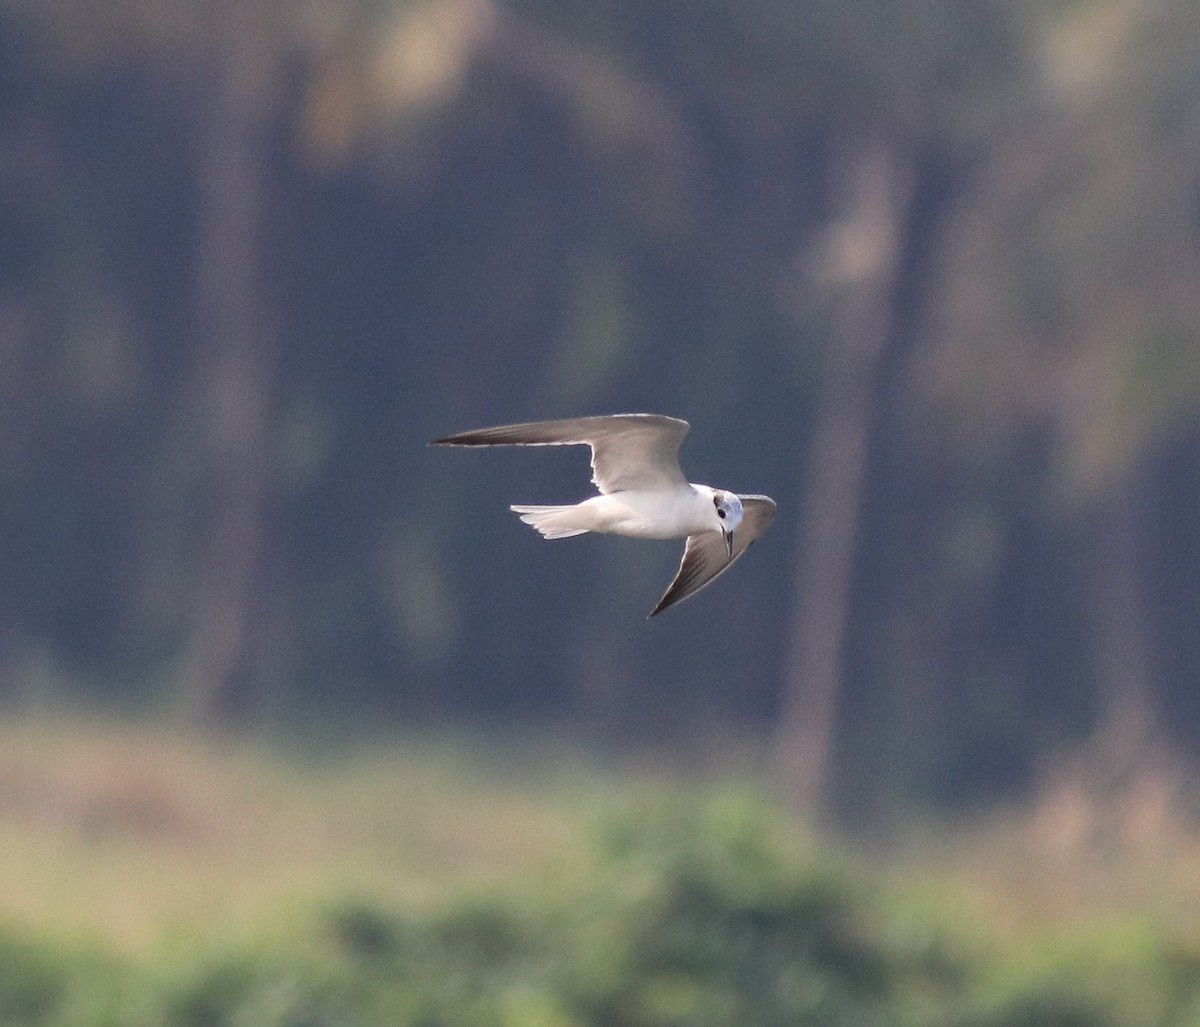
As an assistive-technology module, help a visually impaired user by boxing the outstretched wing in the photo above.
[649,495,777,616]
[433,414,690,493]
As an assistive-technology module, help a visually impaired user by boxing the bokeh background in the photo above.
[2,0,1200,1022]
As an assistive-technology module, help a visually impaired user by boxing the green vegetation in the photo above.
[0,718,1197,1026]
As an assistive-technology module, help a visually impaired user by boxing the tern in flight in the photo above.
[433,414,776,616]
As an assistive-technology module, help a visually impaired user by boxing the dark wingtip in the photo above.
[431,433,502,447]
[647,594,674,618]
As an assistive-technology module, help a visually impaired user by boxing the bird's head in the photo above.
[711,490,744,559]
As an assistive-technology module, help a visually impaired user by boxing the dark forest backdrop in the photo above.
[2,0,1199,822]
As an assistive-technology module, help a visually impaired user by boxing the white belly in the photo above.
[582,487,712,539]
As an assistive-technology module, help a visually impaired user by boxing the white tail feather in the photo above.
[510,504,590,539]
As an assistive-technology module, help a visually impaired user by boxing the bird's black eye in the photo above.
[717,508,726,519]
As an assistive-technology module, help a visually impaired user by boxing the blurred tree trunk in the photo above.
[181,0,278,724]
[1031,479,1168,853]
[1090,480,1161,787]
[775,136,913,813]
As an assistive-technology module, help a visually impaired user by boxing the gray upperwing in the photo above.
[648,494,777,617]
[433,414,690,493]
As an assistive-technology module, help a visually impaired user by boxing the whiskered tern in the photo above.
[433,414,776,616]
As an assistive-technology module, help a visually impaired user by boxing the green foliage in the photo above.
[0,932,123,1027]
[0,935,70,1023]
[0,794,1196,1026]
[149,795,924,1026]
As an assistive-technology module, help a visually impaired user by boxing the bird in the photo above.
[432,414,776,616]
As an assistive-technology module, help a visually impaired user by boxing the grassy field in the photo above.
[0,714,620,953]
[1,712,1200,1025]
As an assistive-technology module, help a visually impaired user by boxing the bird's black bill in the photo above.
[724,529,734,559]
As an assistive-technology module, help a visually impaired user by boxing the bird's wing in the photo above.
[433,414,690,493]
[649,495,777,616]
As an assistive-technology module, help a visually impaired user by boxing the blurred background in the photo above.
[2,0,1200,1022]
